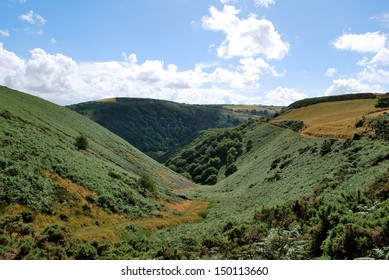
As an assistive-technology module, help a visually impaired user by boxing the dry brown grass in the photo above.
[95,98,117,103]
[273,99,388,138]
[41,171,128,242]
[2,171,207,243]
[131,200,209,231]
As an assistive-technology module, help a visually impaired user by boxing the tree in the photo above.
[225,164,238,177]
[227,147,238,166]
[75,135,89,150]
[375,98,389,108]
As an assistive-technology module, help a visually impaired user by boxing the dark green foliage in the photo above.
[320,139,334,156]
[246,139,253,152]
[138,173,156,195]
[369,114,389,141]
[225,164,237,177]
[21,212,34,223]
[166,126,245,184]
[68,98,250,162]
[40,225,65,244]
[355,118,364,128]
[364,169,389,201]
[205,174,218,185]
[375,97,389,108]
[74,135,88,150]
[75,243,99,260]
[278,120,305,132]
[288,93,376,109]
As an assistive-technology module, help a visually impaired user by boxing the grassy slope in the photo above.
[273,98,389,138]
[0,86,197,249]
[166,121,387,223]
[68,98,254,162]
[1,88,387,259]
[149,119,388,259]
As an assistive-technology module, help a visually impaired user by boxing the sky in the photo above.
[0,0,389,106]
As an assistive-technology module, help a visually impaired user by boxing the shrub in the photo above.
[320,140,333,156]
[139,173,156,195]
[75,243,98,260]
[278,120,304,132]
[225,164,237,177]
[246,139,253,152]
[21,211,34,223]
[74,135,88,150]
[205,174,218,185]
[40,225,65,244]
[375,97,389,108]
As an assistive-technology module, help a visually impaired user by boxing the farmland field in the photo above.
[273,99,389,138]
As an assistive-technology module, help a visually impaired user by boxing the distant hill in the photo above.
[68,98,258,162]
[273,94,389,139]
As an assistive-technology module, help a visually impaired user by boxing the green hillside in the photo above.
[150,118,389,259]
[68,98,257,162]
[1,87,388,260]
[0,86,196,259]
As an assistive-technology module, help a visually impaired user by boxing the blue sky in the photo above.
[0,0,389,105]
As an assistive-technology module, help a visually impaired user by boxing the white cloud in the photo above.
[50,38,57,44]
[265,87,307,106]
[19,10,47,25]
[0,44,279,105]
[359,65,389,84]
[202,5,289,59]
[333,32,387,53]
[0,43,26,88]
[370,12,389,28]
[325,78,382,96]
[324,68,337,77]
[370,47,389,65]
[0,29,9,37]
[255,0,276,8]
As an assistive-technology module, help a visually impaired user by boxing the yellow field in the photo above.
[273,99,388,138]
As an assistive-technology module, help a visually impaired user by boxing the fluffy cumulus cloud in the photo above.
[0,44,274,105]
[265,87,307,106]
[327,31,389,95]
[202,5,289,59]
[325,78,382,96]
[333,32,387,53]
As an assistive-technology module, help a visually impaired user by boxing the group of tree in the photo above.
[166,124,254,185]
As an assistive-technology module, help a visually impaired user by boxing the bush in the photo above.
[225,164,238,177]
[375,97,389,108]
[139,173,156,195]
[75,135,88,150]
[75,243,98,260]
[278,120,304,132]
[205,174,218,185]
[41,225,65,244]
[320,140,333,156]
